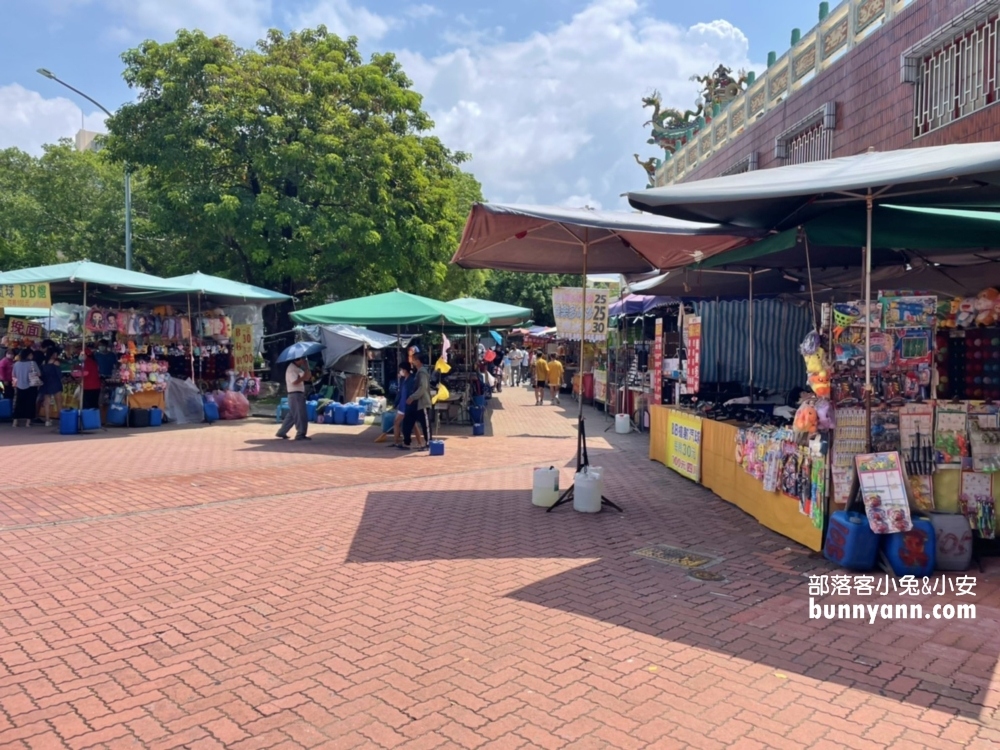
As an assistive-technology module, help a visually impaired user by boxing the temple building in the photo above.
[649,0,1000,187]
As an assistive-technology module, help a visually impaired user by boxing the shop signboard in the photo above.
[0,283,50,309]
[552,287,608,342]
[653,318,663,405]
[666,410,702,482]
[685,316,701,393]
[232,324,255,372]
[6,318,44,339]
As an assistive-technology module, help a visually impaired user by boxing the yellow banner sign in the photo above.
[6,318,45,339]
[0,283,51,309]
[232,324,255,372]
[667,410,702,482]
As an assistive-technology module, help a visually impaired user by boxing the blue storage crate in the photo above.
[107,404,128,427]
[823,511,879,571]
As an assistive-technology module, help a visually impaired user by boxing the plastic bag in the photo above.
[217,390,250,420]
[165,378,206,425]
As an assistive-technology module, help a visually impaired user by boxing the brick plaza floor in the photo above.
[0,384,998,749]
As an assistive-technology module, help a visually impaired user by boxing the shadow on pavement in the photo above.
[345,487,997,723]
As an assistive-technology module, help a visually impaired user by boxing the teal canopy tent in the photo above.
[0,260,187,300]
[290,290,490,327]
[447,297,532,327]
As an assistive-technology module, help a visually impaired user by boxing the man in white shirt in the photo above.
[509,347,524,386]
[276,356,311,441]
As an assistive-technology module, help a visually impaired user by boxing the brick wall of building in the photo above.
[679,0,1000,183]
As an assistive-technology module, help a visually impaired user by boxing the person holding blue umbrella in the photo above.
[275,341,324,441]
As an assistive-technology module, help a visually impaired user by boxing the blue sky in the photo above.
[1,0,816,210]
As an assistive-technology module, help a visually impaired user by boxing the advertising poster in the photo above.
[6,318,44,339]
[653,318,663,405]
[551,288,609,342]
[685,316,701,394]
[232,324,255,372]
[667,410,702,481]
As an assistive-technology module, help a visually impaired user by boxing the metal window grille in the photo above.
[721,152,759,176]
[904,2,1000,137]
[774,102,836,163]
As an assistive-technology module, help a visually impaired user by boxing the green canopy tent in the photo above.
[447,297,532,328]
[163,272,290,306]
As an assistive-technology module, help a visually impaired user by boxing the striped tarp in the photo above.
[695,299,812,393]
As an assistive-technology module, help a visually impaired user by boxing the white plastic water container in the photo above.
[532,467,560,507]
[615,413,631,434]
[573,466,603,513]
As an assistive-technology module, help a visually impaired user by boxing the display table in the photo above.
[127,391,166,411]
[649,406,823,552]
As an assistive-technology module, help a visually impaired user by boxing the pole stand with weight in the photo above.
[547,417,624,513]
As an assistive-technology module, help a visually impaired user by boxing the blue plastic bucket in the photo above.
[204,400,220,423]
[473,395,486,408]
[306,401,318,423]
[429,439,445,456]
[381,411,396,434]
[469,406,484,425]
[345,404,361,426]
[0,399,11,421]
[149,407,163,427]
[333,403,346,425]
[472,423,485,436]
[107,404,128,427]
[80,408,101,431]
[59,408,79,435]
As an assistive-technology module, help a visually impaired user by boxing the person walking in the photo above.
[509,346,523,387]
[402,352,432,451]
[533,349,549,406]
[391,362,425,448]
[0,348,15,400]
[38,350,64,427]
[276,356,311,441]
[11,349,41,427]
[547,354,565,405]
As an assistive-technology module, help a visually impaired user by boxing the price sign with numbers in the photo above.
[232,324,255,372]
[551,288,609,342]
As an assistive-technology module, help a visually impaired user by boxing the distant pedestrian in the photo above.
[547,355,565,405]
[11,349,41,427]
[38,350,64,427]
[276,356,311,441]
[402,352,432,451]
[533,350,548,406]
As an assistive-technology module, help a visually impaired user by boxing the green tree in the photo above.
[482,272,582,326]
[103,27,484,314]
[0,142,169,271]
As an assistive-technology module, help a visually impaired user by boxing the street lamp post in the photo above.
[37,68,132,271]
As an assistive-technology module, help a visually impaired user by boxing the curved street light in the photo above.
[37,68,133,271]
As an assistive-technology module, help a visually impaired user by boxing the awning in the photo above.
[297,324,406,369]
[452,203,762,275]
[290,290,490,327]
[608,294,678,316]
[628,143,1000,229]
[447,297,532,327]
[164,272,290,305]
[0,261,187,297]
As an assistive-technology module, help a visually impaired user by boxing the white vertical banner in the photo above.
[552,287,608,342]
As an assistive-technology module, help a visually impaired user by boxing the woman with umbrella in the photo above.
[275,341,324,441]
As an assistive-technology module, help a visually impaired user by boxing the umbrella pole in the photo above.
[864,191,873,451]
[187,294,196,383]
[548,233,622,514]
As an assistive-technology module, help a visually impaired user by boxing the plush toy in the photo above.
[975,288,1000,326]
[816,399,835,431]
[937,298,960,328]
[794,402,819,435]
[957,297,978,328]
[800,330,821,357]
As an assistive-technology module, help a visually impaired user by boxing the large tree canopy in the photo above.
[103,27,481,306]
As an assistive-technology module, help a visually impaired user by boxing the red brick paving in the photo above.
[0,385,997,749]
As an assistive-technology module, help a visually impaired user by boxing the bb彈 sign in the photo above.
[0,283,51,309]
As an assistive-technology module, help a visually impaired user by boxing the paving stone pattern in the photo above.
[0,385,997,749]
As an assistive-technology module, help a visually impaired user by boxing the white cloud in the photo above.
[291,0,397,42]
[44,0,272,44]
[406,4,442,21]
[398,0,760,209]
[0,84,105,155]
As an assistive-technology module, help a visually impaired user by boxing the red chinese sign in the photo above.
[653,318,663,405]
[686,316,701,394]
[6,318,43,339]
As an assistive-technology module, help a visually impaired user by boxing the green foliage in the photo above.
[103,27,484,304]
[483,271,582,326]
